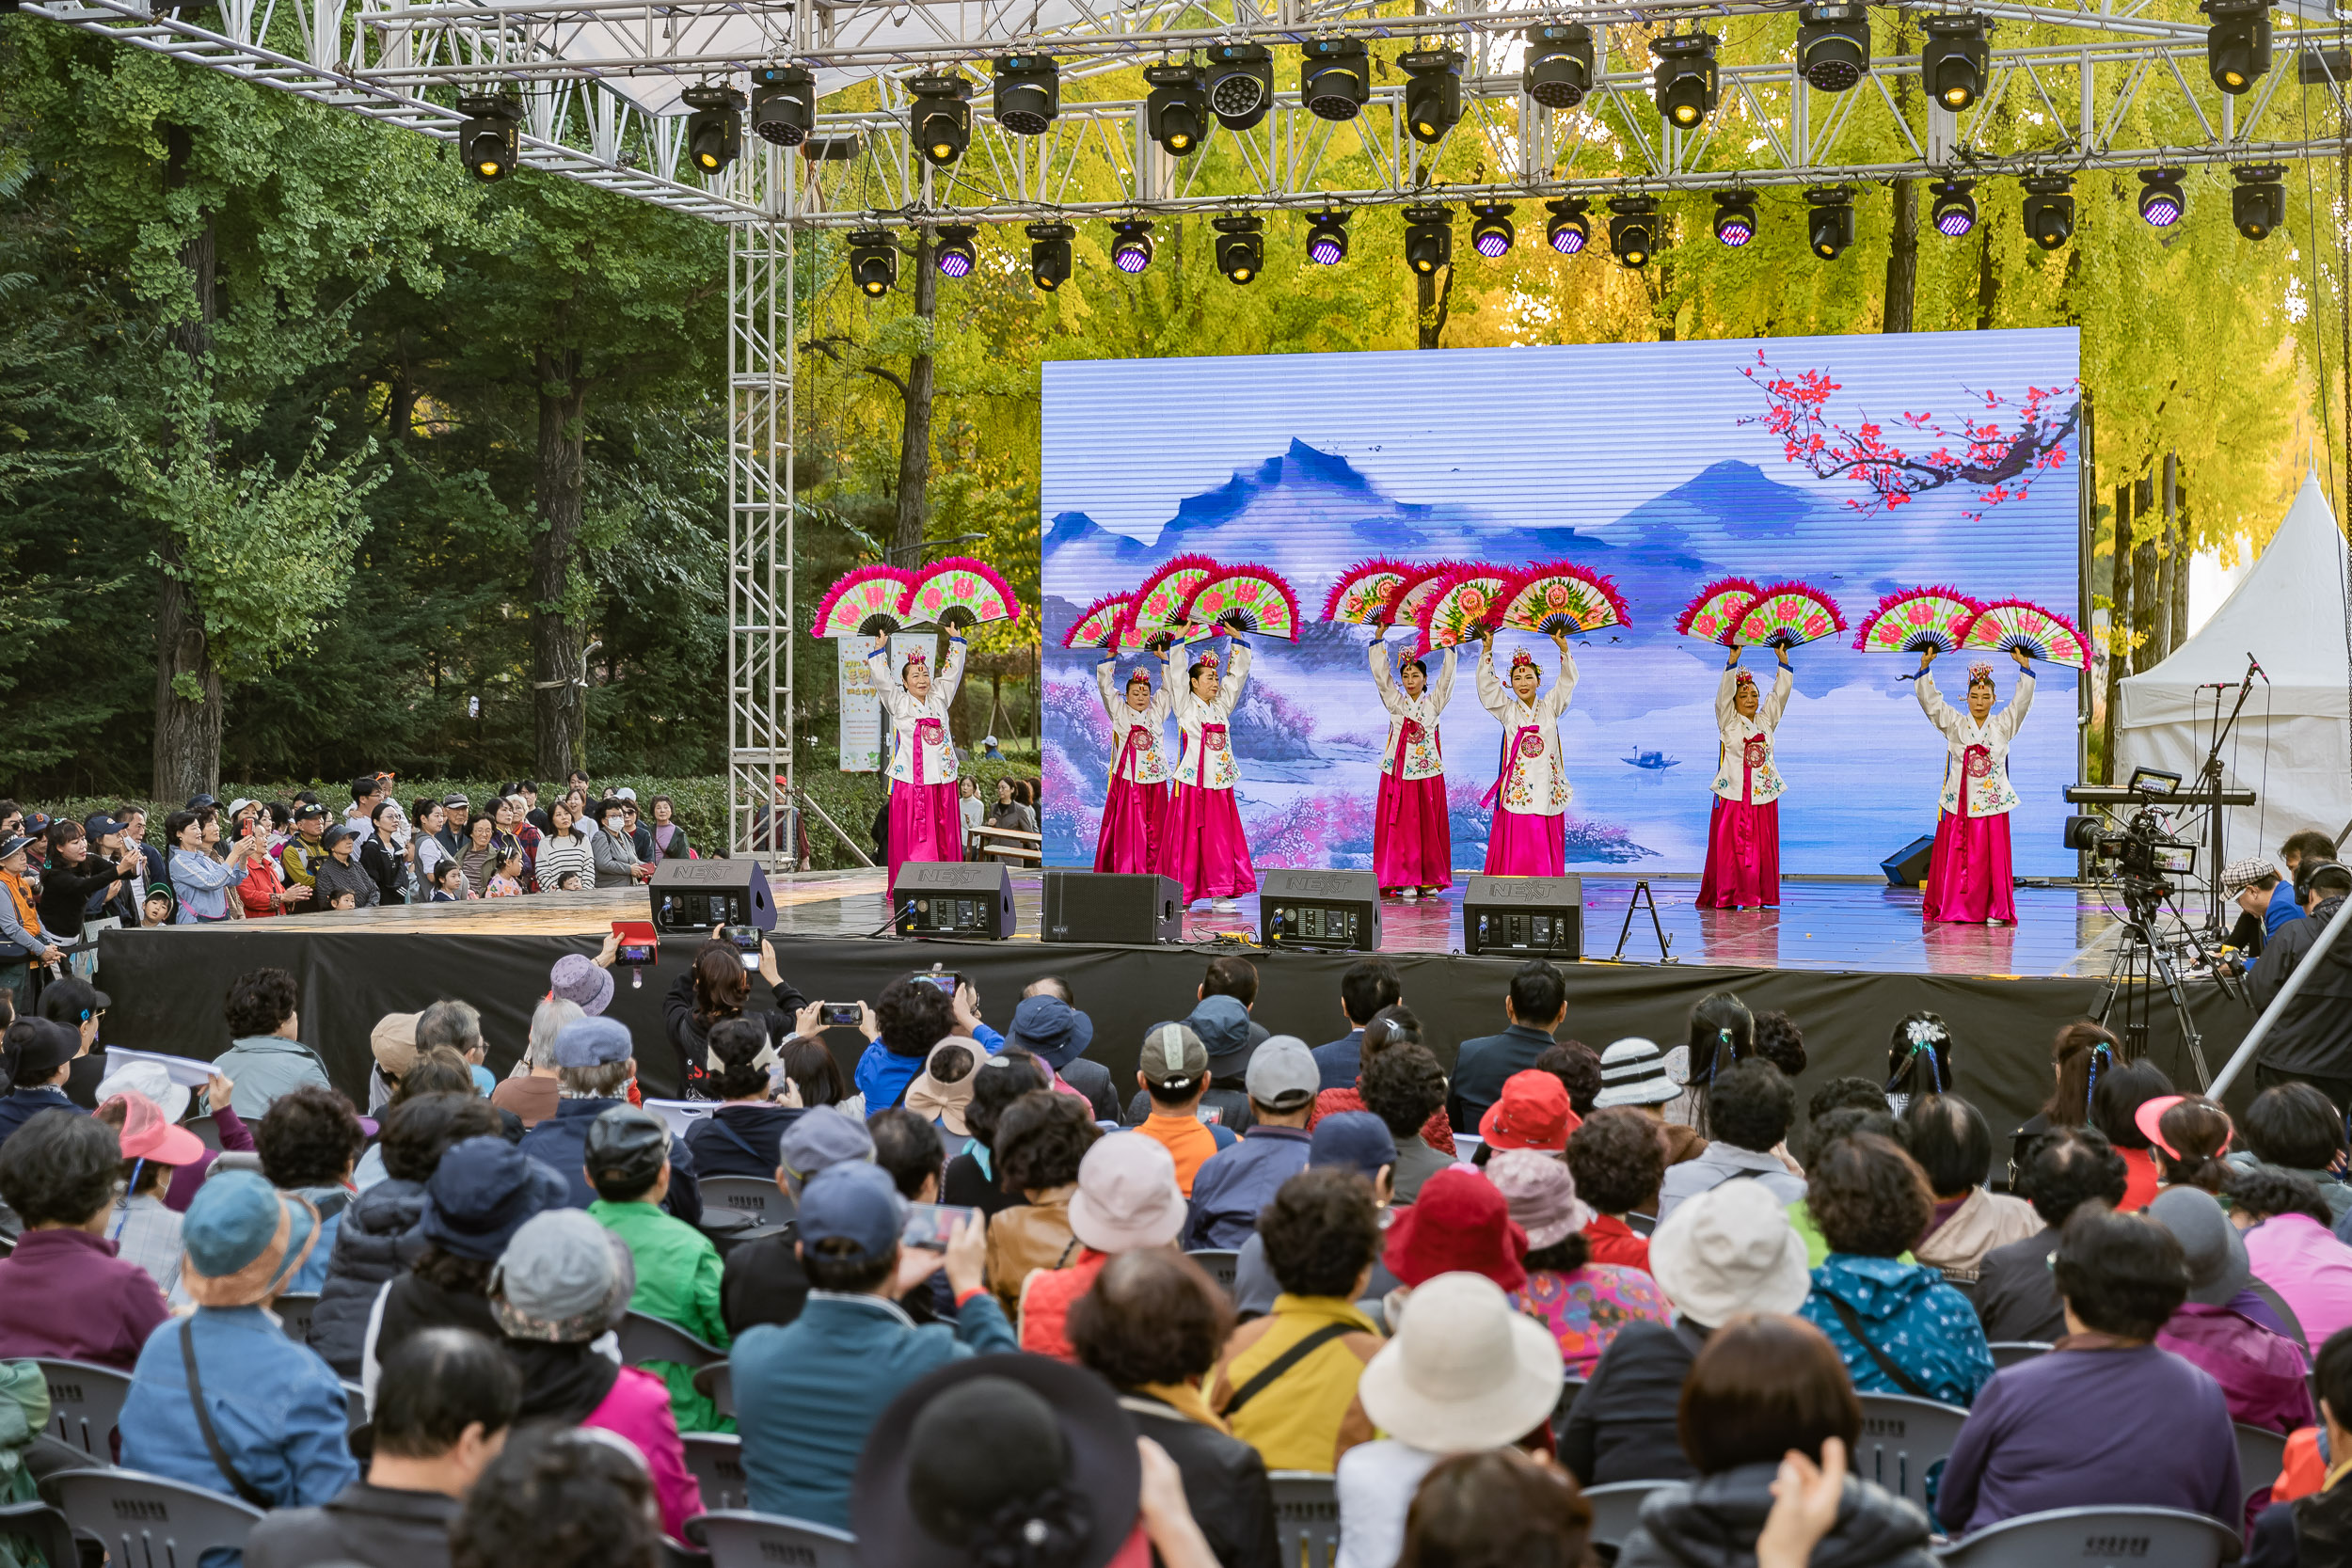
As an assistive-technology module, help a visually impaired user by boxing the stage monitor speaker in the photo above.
[1882,834,1937,888]
[649,859,774,934]
[1043,872,1183,945]
[893,861,1018,941]
[1463,874,1583,958]
[1259,869,1382,952]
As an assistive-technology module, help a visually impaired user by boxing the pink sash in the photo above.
[1195,723,1228,786]
[912,718,944,784]
[1482,724,1542,810]
[1959,743,1990,819]
[1112,723,1149,784]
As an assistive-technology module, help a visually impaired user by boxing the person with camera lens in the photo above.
[2249,860,2352,1106]
[1914,643,2034,925]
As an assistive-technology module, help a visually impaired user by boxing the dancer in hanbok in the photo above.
[1369,630,1457,898]
[1476,627,1577,876]
[1915,644,2035,924]
[868,632,965,891]
[1161,631,1256,910]
[1092,656,1171,873]
[1695,644,1792,910]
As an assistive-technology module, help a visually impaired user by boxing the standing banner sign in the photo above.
[837,632,937,771]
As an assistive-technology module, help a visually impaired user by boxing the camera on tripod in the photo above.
[2062,808,2199,886]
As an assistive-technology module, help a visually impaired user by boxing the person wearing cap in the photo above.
[718,1104,879,1336]
[312,822,382,911]
[1018,1132,1188,1361]
[0,1109,173,1368]
[277,801,331,891]
[94,1074,210,1298]
[36,974,112,1110]
[1489,1148,1672,1375]
[1656,1058,1807,1222]
[1009,981,1119,1123]
[2146,1185,2313,1433]
[1450,959,1571,1134]
[1183,1036,1322,1251]
[1561,1179,1812,1486]
[515,1016,703,1225]
[1232,1112,1399,1318]
[0,1016,87,1148]
[732,1161,1017,1530]
[584,1106,733,1433]
[431,795,468,857]
[1311,958,1403,1092]
[1593,1037,1708,1165]
[2250,860,2352,1106]
[1127,993,1266,1133]
[363,1010,422,1116]
[214,966,336,1119]
[2225,856,2283,956]
[1132,1022,1235,1196]
[80,814,144,927]
[0,831,60,994]
[119,1170,362,1515]
[1336,1272,1565,1568]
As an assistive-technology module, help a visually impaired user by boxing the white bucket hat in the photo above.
[1645,1178,1811,1327]
[1592,1037,1683,1109]
[1067,1132,1186,1253]
[1356,1272,1564,1454]
[95,1058,192,1126]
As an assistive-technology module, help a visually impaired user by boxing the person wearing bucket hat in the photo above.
[2147,1186,2314,1433]
[1479,1069,1576,1155]
[1336,1272,1565,1568]
[1593,1037,1708,1165]
[1488,1148,1671,1376]
[119,1171,361,1514]
[549,949,615,1018]
[1009,984,1120,1123]
[1017,1132,1187,1362]
[1561,1179,1811,1487]
[1383,1165,1530,1295]
[515,1015,703,1225]
[584,1107,732,1435]
[94,1086,210,1301]
[0,1110,172,1369]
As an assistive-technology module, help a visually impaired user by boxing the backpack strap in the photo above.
[1221,1322,1357,1419]
[1824,1293,1937,1402]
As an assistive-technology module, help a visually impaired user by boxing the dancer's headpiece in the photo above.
[900,648,930,675]
[1397,646,1428,678]
[1187,647,1221,681]
[1124,665,1153,690]
[1509,648,1539,676]
[1966,660,1995,689]
[1733,669,1757,689]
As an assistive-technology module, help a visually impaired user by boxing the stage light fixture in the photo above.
[1607,195,1659,268]
[1546,197,1592,255]
[1144,63,1208,155]
[1109,220,1154,274]
[1805,184,1855,259]
[1712,190,1757,247]
[1921,14,1990,109]
[1468,203,1515,260]
[2019,173,2074,249]
[909,74,974,166]
[1524,24,1596,109]
[933,224,978,278]
[1301,37,1373,121]
[993,55,1061,135]
[1305,209,1352,264]
[456,93,522,182]
[2233,163,2286,239]
[1213,214,1264,282]
[1204,42,1276,130]
[1651,35,1720,130]
[749,66,815,147]
[683,85,744,175]
[2137,166,2186,228]
[848,230,898,297]
[1796,3,1870,91]
[2205,0,2272,93]
[1930,179,1978,237]
[1403,204,1454,274]
[1401,49,1464,143]
[1027,221,1073,291]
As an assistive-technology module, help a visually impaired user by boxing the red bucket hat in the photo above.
[1384,1166,1529,1293]
[1479,1070,1577,1154]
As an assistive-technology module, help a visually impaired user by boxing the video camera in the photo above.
[2061,808,2199,884]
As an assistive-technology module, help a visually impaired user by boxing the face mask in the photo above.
[606,817,624,832]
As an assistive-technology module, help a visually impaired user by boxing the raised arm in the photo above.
[1210,640,1252,721]
[1914,657,1963,742]
[1714,667,1739,733]
[934,636,968,708]
[1761,661,1794,730]
[866,641,913,722]
[1431,643,1459,711]
[1095,656,1120,719]
[1474,634,1510,719]
[1544,633,1580,719]
[1368,635,1402,714]
[1993,648,2037,742]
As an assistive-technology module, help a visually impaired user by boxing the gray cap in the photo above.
[1138,1022,1208,1091]
[552,1016,632,1069]
[1246,1036,1320,1111]
[490,1210,636,1343]
[778,1104,876,1195]
[2147,1186,2251,1307]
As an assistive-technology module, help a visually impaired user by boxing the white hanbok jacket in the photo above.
[1916,669,2034,817]
[1476,644,1578,816]
[1708,666,1793,806]
[869,640,966,785]
[1170,642,1252,792]
[1370,639,1457,782]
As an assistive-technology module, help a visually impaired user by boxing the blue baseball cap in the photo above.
[798,1162,907,1266]
[421,1136,570,1260]
[551,1016,632,1069]
[1309,1112,1397,1180]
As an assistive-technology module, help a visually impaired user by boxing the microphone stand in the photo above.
[2191,654,2262,936]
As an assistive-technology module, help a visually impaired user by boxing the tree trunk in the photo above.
[1975,225,1998,331]
[2131,473,2160,673]
[1417,261,1454,349]
[532,347,591,777]
[2171,474,2192,649]
[152,123,225,803]
[1883,179,1917,333]
[2102,481,2135,780]
[893,230,937,560]
[2151,453,2178,666]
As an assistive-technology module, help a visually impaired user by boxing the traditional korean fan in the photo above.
[907,557,1022,628]
[1129,555,1224,644]
[1500,562,1632,637]
[1062,593,1133,651]
[1181,565,1302,641]
[1388,564,1459,633]
[1852,586,1985,655]
[810,564,916,639]
[1731,582,1848,649]
[1960,597,2090,670]
[1415,565,1518,654]
[1676,578,1764,647]
[1321,559,1424,626]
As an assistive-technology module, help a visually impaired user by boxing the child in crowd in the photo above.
[485,848,528,898]
[429,863,467,901]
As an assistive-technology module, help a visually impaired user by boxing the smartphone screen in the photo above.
[616,942,656,965]
[901,1202,978,1251]
[819,1003,861,1027]
[911,971,963,993]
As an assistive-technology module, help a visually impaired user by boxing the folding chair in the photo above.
[618,1313,727,1373]
[2237,1421,2290,1505]
[184,1117,221,1153]
[1185,1248,1239,1297]
[1267,1470,1339,1568]
[692,1362,735,1419]
[35,1360,133,1461]
[1932,1505,2242,1568]
[1986,1341,2052,1370]
[1582,1481,1671,1551]
[1851,1392,1971,1513]
[0,1497,82,1568]
[699,1177,793,1232]
[341,1382,370,1433]
[682,1433,749,1513]
[48,1466,266,1568]
[273,1291,319,1345]
[1549,1374,1589,1447]
[688,1509,859,1568]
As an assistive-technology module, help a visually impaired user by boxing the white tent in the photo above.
[2117,470,2352,863]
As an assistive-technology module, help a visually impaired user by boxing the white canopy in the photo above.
[2117,470,2352,862]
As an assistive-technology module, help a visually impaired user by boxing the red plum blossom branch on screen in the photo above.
[1739,352,2082,521]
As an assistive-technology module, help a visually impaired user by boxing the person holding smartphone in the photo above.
[663,931,807,1101]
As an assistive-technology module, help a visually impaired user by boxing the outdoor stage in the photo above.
[97,867,2254,1144]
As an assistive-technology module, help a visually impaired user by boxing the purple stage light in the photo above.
[1474,231,1511,258]
[2142,194,2182,227]
[1549,227,1585,255]
[937,251,973,277]
[1716,219,1753,247]
[1115,249,1149,273]
[1310,235,1345,265]
[1936,209,1974,237]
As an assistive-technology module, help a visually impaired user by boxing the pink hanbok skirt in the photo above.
[1095,774,1168,874]
[1695,796,1781,909]
[1484,807,1565,877]
[1922,808,2016,923]
[1162,784,1255,902]
[1375,771,1454,892]
[887,779,963,892]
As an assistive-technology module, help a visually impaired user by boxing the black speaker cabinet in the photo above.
[893,861,1018,940]
[648,858,774,934]
[1882,833,1937,888]
[1463,874,1583,958]
[1043,871,1183,945]
[1259,868,1382,952]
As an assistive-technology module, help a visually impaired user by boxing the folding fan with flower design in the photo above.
[907,557,1022,628]
[1388,563,1460,634]
[1960,597,2090,670]
[1731,582,1848,649]
[1500,562,1632,637]
[1127,554,1222,637]
[1414,565,1518,655]
[810,564,917,639]
[1062,593,1134,652]
[1321,559,1425,626]
[1180,565,1302,641]
[1852,586,1986,655]
[1677,578,1764,647]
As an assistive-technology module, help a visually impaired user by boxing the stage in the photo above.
[95,867,2253,1144]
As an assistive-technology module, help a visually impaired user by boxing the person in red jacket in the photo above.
[238,841,310,918]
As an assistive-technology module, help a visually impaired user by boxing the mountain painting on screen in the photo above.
[1040,330,2081,878]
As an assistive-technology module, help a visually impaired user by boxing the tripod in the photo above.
[2092,879,2227,1088]
[2188,656,2262,938]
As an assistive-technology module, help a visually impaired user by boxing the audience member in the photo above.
[1788,1106,1903,1266]
[1753,1010,1806,1081]
[39,974,110,1109]
[1883,1011,1956,1117]
[1615,1314,1934,1568]
[2006,1022,2117,1195]
[1396,1449,1593,1568]
[1937,1204,2241,1533]
[94,1086,205,1300]
[1209,1167,1385,1471]
[2233,1081,2352,1221]
[2249,859,2352,1105]
[364,1011,421,1115]
[2249,1325,2352,1568]
[983,1089,1098,1311]
[1130,1022,1229,1194]
[1568,1106,1669,1271]
[1310,1006,1454,1150]
[1184,1037,1321,1250]
[1658,1058,1805,1220]
[246,1327,520,1568]
[1312,958,1403,1090]
[515,1016,702,1224]
[0,1108,171,1367]
[256,1085,367,1292]
[214,967,334,1118]
[1534,1039,1604,1119]
[2236,1165,2352,1347]
[662,937,803,1101]
[1593,1038,1704,1164]
[1199,953,1272,1053]
[2088,1056,2172,1211]
[2146,1185,2313,1433]
[1972,1125,2127,1345]
[1450,959,1568,1132]
[1126,992,1260,1133]
[0,1018,86,1146]
[1008,985,1119,1123]
[1477,1067,1573,1156]
[1360,1042,1451,1202]
[1385,1165,1530,1307]
[1900,1094,2041,1291]
[867,1106,945,1203]
[1338,1272,1565,1568]
[942,1049,1047,1219]
[858,974,992,1111]
[1019,1132,1186,1359]
[1489,1148,1673,1374]
[2145,1093,2235,1196]
[415,999,496,1097]
[683,1017,799,1180]
[1233,1112,1399,1318]
[1677,990,1756,1137]
[450,1416,663,1568]
[584,1106,731,1432]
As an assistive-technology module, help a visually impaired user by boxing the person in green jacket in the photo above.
[583,1107,732,1433]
